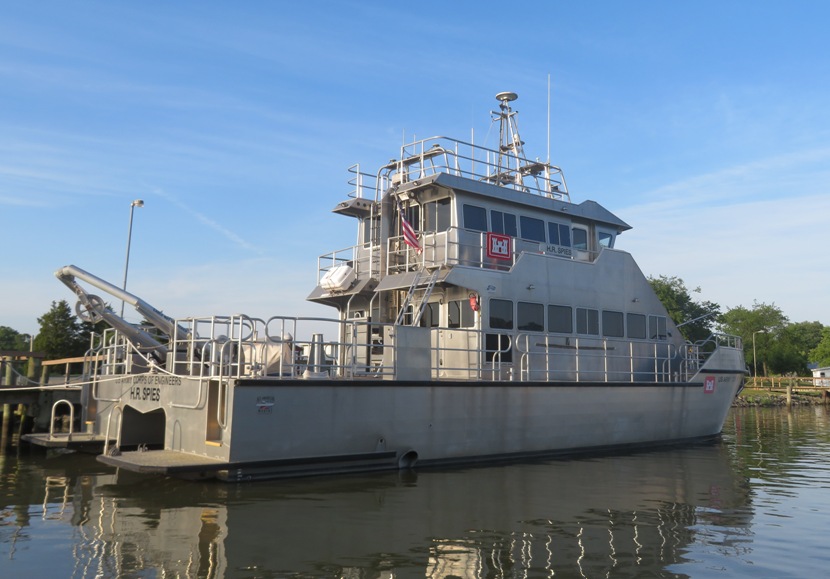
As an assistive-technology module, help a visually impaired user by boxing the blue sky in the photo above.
[2,1,830,336]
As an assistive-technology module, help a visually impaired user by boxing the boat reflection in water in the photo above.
[0,442,751,578]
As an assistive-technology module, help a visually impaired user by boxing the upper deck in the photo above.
[313,93,630,297]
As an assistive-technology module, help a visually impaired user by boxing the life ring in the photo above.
[469,293,480,312]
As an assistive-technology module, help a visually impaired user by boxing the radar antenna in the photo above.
[493,92,526,187]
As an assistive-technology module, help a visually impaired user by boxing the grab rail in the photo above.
[48,399,75,440]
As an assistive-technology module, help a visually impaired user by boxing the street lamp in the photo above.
[752,328,768,385]
[120,199,144,317]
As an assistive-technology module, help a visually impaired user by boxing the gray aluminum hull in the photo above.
[96,367,742,480]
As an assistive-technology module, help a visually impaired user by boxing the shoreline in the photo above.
[734,387,830,407]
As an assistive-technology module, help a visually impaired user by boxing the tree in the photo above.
[767,341,806,376]
[810,327,830,367]
[785,321,825,360]
[34,300,89,363]
[0,325,28,350]
[771,321,825,376]
[719,301,788,376]
[647,275,720,342]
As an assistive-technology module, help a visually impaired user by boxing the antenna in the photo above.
[547,74,551,165]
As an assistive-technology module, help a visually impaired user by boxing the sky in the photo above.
[2,1,830,337]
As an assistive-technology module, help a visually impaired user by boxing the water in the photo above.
[1,406,829,578]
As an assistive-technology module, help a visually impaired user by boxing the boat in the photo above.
[25,92,746,481]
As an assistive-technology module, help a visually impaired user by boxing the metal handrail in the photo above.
[515,334,680,383]
[48,399,75,440]
[363,135,570,202]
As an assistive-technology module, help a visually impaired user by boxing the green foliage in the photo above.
[784,321,825,359]
[34,300,89,363]
[766,341,807,376]
[718,301,789,338]
[810,327,830,367]
[647,275,720,342]
[0,325,29,350]
[719,302,822,376]
[767,321,825,375]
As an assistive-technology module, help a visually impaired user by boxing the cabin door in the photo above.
[205,379,227,446]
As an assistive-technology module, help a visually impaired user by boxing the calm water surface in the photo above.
[1,406,829,578]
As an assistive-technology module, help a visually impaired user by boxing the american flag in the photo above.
[396,197,421,254]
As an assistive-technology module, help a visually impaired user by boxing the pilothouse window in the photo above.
[548,222,571,247]
[402,204,420,231]
[361,214,381,246]
[491,210,518,237]
[423,198,451,232]
[463,204,488,232]
[572,228,588,251]
[520,216,546,242]
[599,232,614,248]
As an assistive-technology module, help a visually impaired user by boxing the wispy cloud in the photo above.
[151,186,263,255]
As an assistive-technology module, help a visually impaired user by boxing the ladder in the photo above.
[394,269,440,326]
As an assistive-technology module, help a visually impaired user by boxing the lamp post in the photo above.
[120,199,144,317]
[752,328,767,386]
[23,333,36,381]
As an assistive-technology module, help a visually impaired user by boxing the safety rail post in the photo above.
[603,339,609,382]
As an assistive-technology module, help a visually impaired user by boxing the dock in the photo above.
[0,351,97,451]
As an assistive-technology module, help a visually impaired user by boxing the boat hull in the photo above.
[94,370,742,481]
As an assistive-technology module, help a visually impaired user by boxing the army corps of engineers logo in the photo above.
[704,376,716,394]
[486,232,511,260]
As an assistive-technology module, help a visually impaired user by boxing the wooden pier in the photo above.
[0,351,90,450]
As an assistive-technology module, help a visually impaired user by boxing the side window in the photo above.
[548,305,573,333]
[572,227,588,251]
[517,302,544,332]
[648,315,668,340]
[491,210,517,237]
[424,198,451,232]
[361,215,379,246]
[520,216,546,242]
[463,204,487,232]
[547,222,571,247]
[598,231,614,248]
[627,313,647,339]
[489,299,514,329]
[602,310,624,337]
[576,307,599,335]
[401,204,420,232]
[420,302,439,328]
[448,300,475,328]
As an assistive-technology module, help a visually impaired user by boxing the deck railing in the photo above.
[348,136,570,203]
[316,227,601,286]
[83,315,741,386]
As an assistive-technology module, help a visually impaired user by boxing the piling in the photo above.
[3,359,12,386]
[1,403,10,450]
[787,378,793,408]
